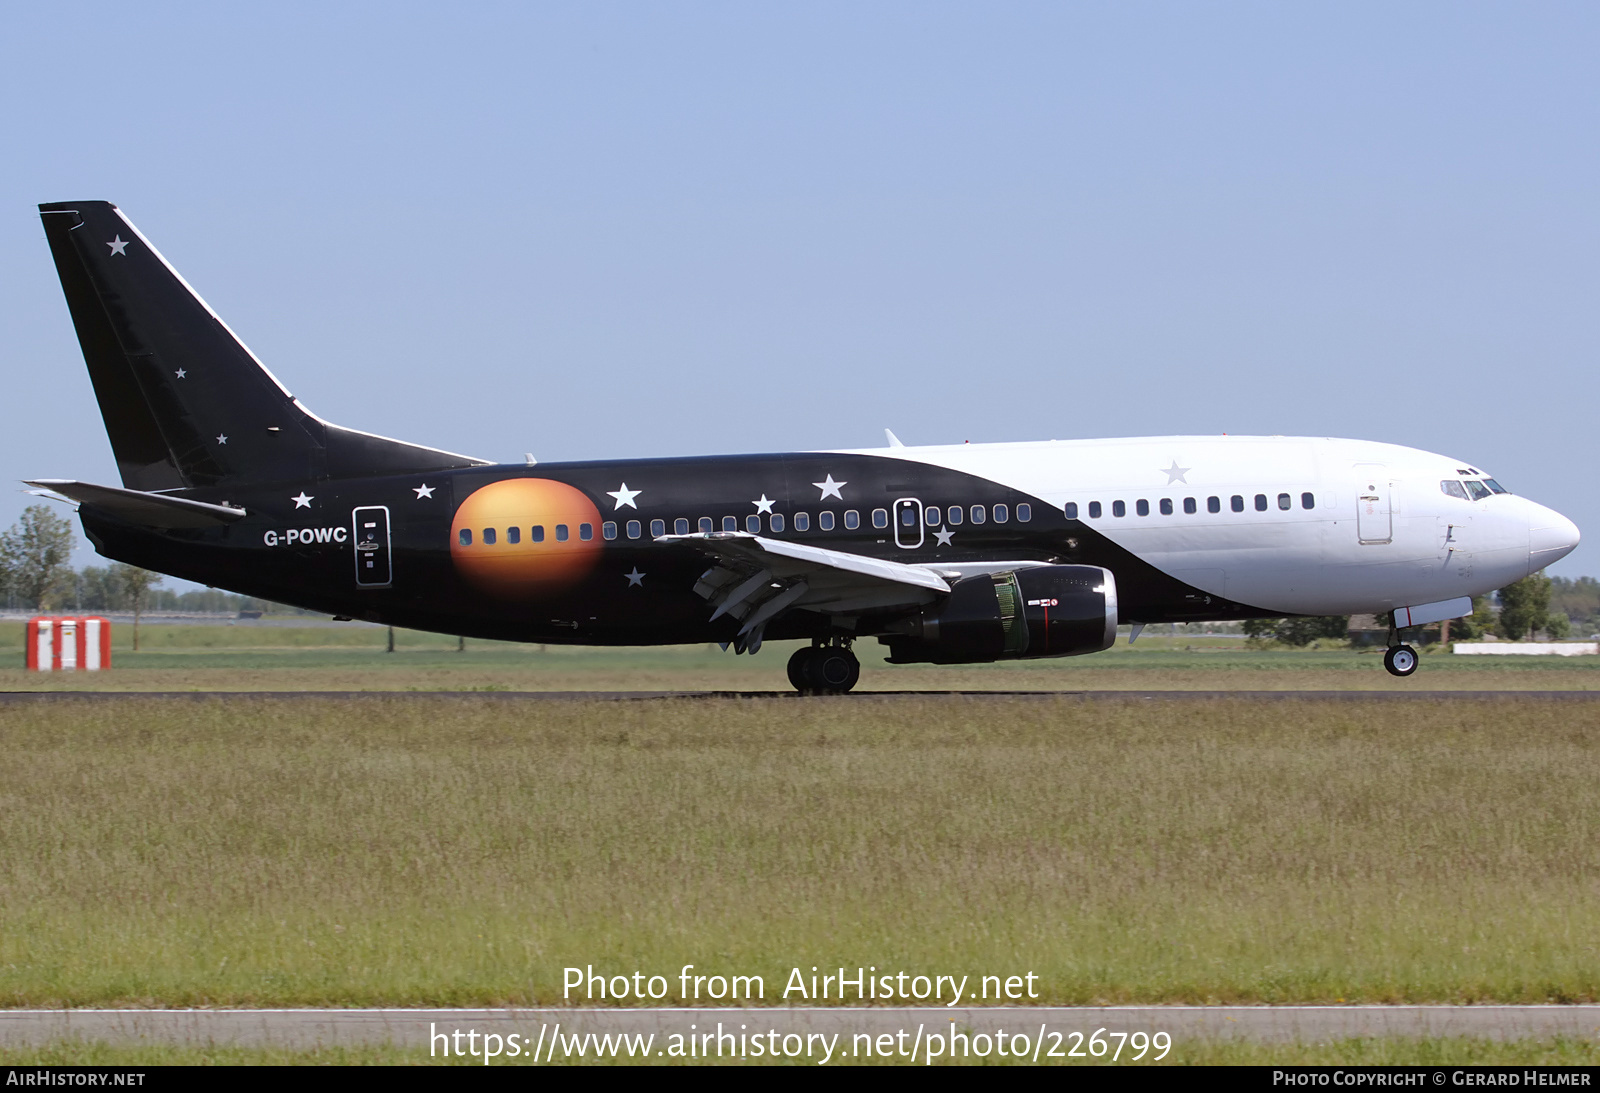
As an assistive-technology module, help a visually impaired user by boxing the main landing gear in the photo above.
[787,641,861,695]
[1383,644,1419,677]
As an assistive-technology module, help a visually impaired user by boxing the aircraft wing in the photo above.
[658,531,949,651]
[23,479,246,529]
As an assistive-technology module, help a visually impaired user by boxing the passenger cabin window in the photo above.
[994,504,1008,522]
[1208,496,1221,514]
[1112,500,1126,517]
[1160,499,1173,515]
[531,526,545,542]
[722,516,738,532]
[971,505,987,524]
[844,509,860,529]
[627,520,641,539]
[459,529,472,545]
[873,508,889,529]
[482,528,497,545]
[579,523,593,541]
[602,522,617,540]
[698,517,714,534]
[555,524,569,542]
[1277,493,1291,510]
[1017,503,1031,522]
[1464,480,1492,501]
[1231,495,1244,512]
[819,511,835,531]
[1064,502,1078,519]
[1088,501,1101,518]
[650,519,664,537]
[947,506,964,525]
[1184,497,1197,514]
[770,513,785,532]
[674,518,689,535]
[794,513,810,531]
[507,527,521,544]
[1254,494,1268,512]
[1301,493,1315,510]
[746,515,761,533]
[926,506,942,525]
[1135,499,1149,516]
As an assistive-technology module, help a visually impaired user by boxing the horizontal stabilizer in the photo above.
[24,479,246,529]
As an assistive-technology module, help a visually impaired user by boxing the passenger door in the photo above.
[1354,465,1391,544]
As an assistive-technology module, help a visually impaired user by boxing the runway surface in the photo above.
[2,1007,1597,1048]
[1,689,1598,702]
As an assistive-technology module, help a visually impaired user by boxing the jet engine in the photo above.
[882,565,1118,664]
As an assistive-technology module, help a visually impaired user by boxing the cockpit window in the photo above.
[1440,480,1468,501]
[1464,479,1492,501]
[1484,478,1509,494]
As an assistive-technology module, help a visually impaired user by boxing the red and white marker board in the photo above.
[25,616,112,671]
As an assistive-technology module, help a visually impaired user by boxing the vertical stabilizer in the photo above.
[38,201,485,490]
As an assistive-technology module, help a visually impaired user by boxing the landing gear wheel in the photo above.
[1384,644,1419,677]
[786,647,812,692]
[811,647,860,694]
[787,645,860,695]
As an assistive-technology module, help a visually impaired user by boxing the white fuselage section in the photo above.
[846,435,1580,617]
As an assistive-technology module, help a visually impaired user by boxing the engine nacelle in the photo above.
[883,565,1118,664]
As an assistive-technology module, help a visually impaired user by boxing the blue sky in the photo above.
[2,2,1595,579]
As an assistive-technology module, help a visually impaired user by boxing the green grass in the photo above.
[1,620,1597,691]
[0,695,1597,1008]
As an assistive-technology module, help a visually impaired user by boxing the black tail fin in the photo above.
[39,201,486,491]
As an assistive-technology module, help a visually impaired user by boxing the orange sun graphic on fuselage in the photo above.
[450,478,604,599]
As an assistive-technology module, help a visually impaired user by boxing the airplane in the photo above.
[27,201,1582,693]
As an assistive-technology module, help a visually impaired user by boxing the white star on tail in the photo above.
[174,369,187,379]
[813,474,846,500]
[107,236,129,256]
[624,567,645,587]
[607,483,641,510]
[1162,460,1191,485]
[751,494,775,514]
[934,528,954,546]
[292,492,313,509]
[413,484,435,499]
[215,434,228,445]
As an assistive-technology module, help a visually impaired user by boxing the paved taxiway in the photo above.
[2,690,1598,702]
[1,1007,1597,1047]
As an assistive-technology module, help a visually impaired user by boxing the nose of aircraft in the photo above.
[1529,506,1581,573]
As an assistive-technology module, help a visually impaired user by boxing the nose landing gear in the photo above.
[1383,644,1419,677]
[787,641,861,695]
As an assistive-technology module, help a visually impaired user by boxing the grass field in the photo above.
[1,694,1597,1010]
[2,619,1598,691]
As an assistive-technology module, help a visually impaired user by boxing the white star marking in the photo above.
[1162,460,1191,485]
[215,434,228,445]
[413,484,435,499]
[624,567,645,587]
[751,494,775,514]
[813,474,846,500]
[934,528,954,546]
[174,369,187,379]
[292,492,313,509]
[107,236,129,256]
[607,483,641,510]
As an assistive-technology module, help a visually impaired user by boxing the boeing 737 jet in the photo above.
[27,201,1581,692]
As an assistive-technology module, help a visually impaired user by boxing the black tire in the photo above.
[811,648,860,694]
[1384,644,1419,677]
[786,647,813,693]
